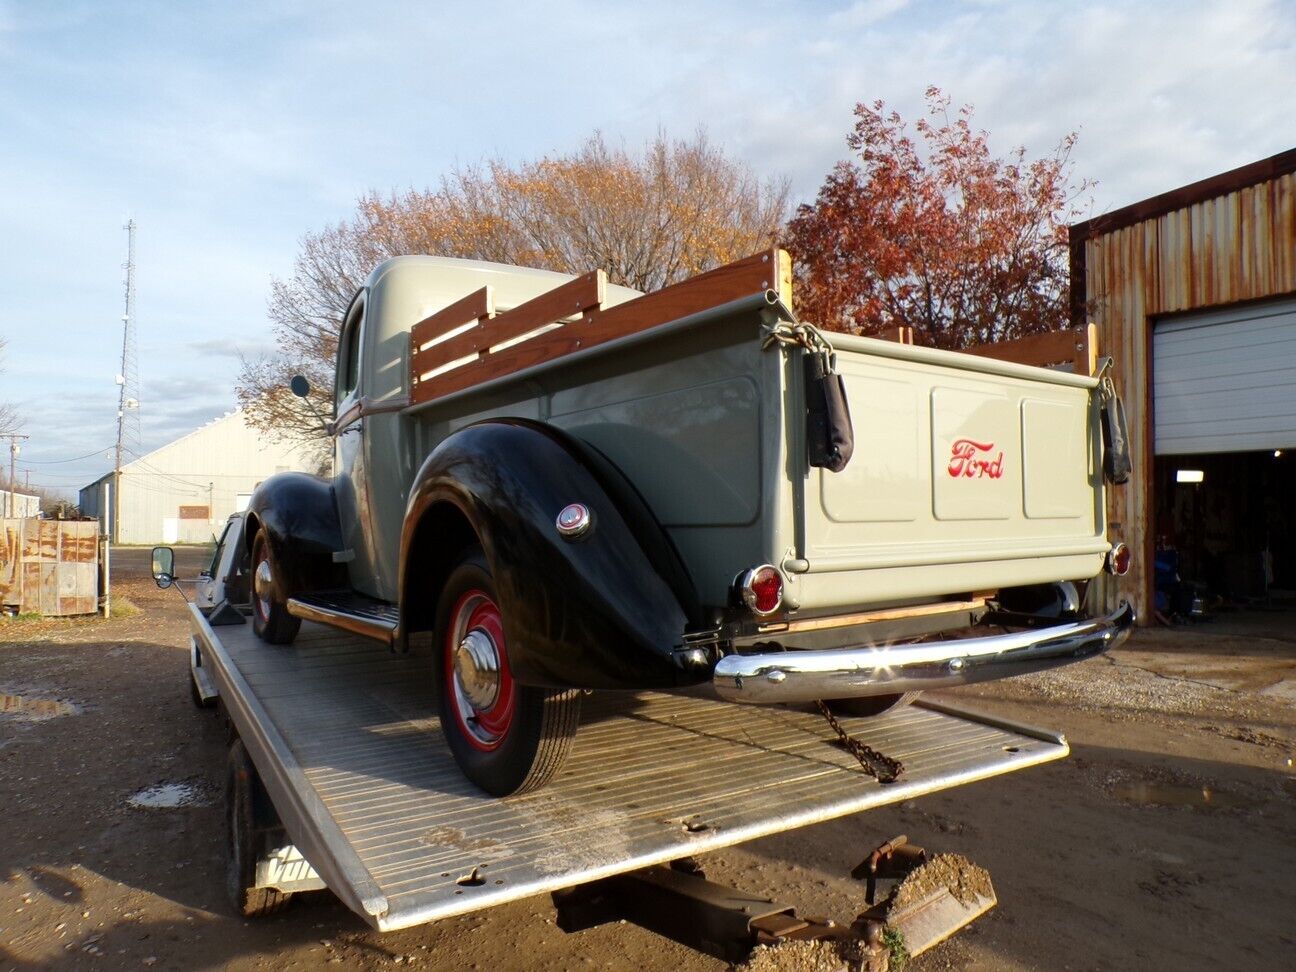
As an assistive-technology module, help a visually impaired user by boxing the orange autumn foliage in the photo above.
[786,87,1091,349]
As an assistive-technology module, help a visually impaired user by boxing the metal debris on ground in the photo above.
[878,853,996,960]
[888,853,993,912]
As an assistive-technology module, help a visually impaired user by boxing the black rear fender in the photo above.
[400,420,699,689]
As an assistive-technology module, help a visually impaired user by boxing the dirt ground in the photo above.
[2,548,1293,971]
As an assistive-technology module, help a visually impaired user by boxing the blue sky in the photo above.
[2,0,1294,495]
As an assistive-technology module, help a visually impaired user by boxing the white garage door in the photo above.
[1154,297,1296,455]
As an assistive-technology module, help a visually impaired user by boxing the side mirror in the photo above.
[288,374,332,435]
[151,546,176,589]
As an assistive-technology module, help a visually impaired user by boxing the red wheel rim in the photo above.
[444,589,516,751]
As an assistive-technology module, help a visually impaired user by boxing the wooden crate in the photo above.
[0,519,99,616]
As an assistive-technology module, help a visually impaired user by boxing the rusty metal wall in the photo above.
[1082,170,1296,621]
[0,519,99,616]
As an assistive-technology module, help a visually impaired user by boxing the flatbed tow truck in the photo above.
[185,588,1070,968]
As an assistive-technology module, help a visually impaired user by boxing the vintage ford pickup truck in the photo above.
[243,248,1134,796]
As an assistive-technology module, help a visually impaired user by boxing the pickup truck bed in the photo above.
[190,604,1069,932]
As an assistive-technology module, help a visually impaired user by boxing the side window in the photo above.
[207,520,233,577]
[336,296,365,406]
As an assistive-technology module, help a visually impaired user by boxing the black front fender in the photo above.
[245,472,347,597]
[402,420,697,689]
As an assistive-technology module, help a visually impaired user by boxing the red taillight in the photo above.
[1106,543,1131,576]
[741,565,784,615]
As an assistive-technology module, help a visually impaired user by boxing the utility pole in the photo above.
[4,434,28,517]
[113,219,140,543]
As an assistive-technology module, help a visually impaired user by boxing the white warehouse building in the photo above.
[80,410,324,544]
[0,488,41,519]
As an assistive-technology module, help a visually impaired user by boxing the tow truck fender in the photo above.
[400,419,698,689]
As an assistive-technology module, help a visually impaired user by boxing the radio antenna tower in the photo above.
[112,218,141,541]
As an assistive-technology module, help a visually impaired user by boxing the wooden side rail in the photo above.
[962,323,1097,376]
[410,287,496,388]
[409,248,792,406]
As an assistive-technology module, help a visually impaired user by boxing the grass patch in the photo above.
[882,927,909,971]
[108,594,140,618]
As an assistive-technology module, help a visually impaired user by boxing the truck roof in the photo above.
[362,255,645,404]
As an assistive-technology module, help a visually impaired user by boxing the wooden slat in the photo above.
[879,326,915,344]
[411,286,494,352]
[422,270,605,369]
[962,327,1092,374]
[410,248,784,406]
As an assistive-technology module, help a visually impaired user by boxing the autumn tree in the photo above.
[785,87,1090,349]
[239,131,788,441]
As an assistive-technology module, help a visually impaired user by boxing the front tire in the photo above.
[250,529,300,645]
[435,547,580,796]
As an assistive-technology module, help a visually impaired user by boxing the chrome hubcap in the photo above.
[454,628,501,711]
[254,559,273,618]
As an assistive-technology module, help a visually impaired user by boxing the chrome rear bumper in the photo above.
[712,602,1135,704]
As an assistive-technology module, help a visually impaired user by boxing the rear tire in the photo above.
[435,547,581,796]
[826,692,920,718]
[250,529,300,645]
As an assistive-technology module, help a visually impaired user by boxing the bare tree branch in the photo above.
[238,131,789,441]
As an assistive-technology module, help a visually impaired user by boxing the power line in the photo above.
[22,447,115,464]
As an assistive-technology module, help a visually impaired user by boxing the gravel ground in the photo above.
[2,551,1294,970]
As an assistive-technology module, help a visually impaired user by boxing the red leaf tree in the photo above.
[786,87,1091,349]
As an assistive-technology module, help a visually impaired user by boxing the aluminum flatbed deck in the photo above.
[189,603,1069,933]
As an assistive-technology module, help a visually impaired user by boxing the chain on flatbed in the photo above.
[815,700,905,784]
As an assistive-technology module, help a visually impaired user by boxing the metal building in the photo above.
[79,409,324,545]
[1070,148,1296,622]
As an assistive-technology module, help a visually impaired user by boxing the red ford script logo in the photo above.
[948,439,1005,479]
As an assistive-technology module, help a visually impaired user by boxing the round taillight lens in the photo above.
[1107,542,1131,576]
[742,565,784,615]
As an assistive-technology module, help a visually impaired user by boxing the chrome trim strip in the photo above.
[712,602,1135,704]
[286,597,397,644]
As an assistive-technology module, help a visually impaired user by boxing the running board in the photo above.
[287,591,398,644]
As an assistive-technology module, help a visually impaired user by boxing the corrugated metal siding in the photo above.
[1153,299,1296,454]
[1083,170,1296,621]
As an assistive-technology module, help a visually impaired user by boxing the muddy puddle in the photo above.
[0,692,81,721]
[1113,781,1255,810]
[127,782,211,810]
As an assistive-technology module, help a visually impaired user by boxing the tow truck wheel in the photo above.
[250,529,300,645]
[226,739,292,918]
[435,547,581,797]
[827,692,919,718]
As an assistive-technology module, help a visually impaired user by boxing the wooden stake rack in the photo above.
[408,248,794,406]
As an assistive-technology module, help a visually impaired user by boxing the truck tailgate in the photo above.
[798,335,1106,608]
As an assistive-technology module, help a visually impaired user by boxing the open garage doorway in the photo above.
[1152,296,1296,628]
[1153,452,1295,612]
